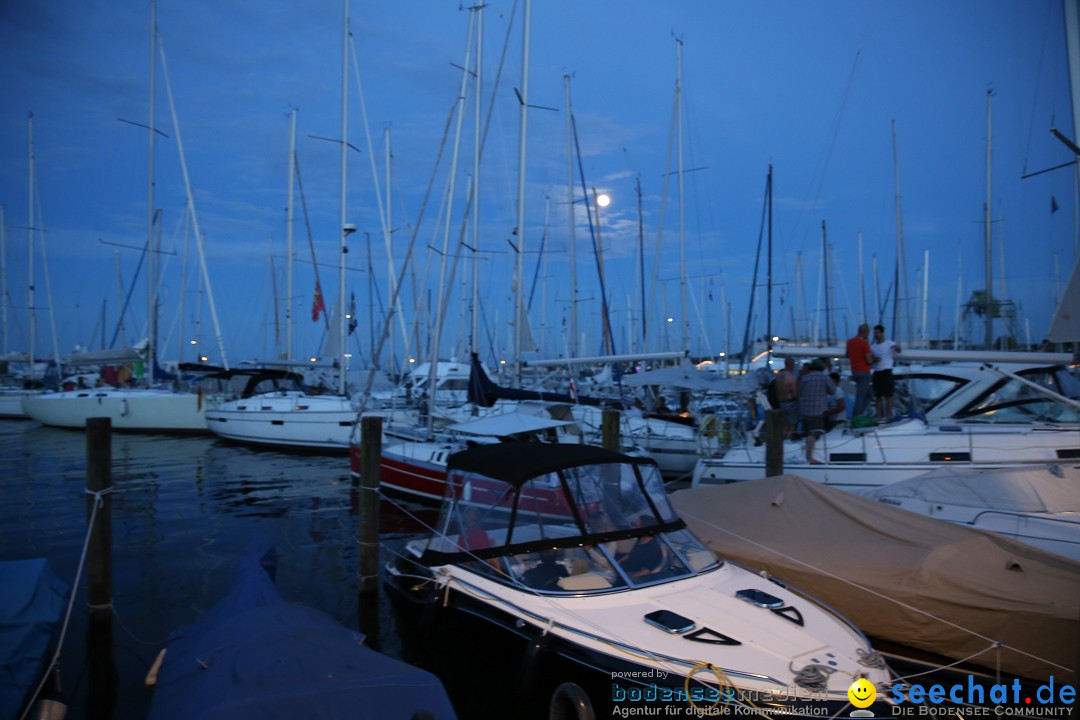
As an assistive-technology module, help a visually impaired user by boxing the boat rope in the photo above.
[856,647,886,669]
[789,662,835,692]
[675,505,1075,676]
[887,642,1006,685]
[17,486,113,720]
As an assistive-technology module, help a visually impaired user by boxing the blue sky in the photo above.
[1,1,1076,373]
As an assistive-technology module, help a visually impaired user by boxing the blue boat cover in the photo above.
[147,541,457,720]
[0,558,69,720]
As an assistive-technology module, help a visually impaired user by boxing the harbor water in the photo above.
[0,418,439,720]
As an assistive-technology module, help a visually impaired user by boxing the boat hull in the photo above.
[21,389,208,432]
[206,392,355,451]
[694,419,1080,489]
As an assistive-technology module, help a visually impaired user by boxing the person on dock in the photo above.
[870,324,902,423]
[846,323,873,417]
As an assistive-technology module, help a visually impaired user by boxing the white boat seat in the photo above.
[557,572,612,591]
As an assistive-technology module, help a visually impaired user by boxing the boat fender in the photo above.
[548,682,595,720]
[515,634,551,698]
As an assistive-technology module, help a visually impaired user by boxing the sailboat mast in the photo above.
[984,88,994,350]
[766,165,773,352]
[676,38,688,352]
[564,74,578,359]
[286,108,296,363]
[27,114,36,378]
[891,119,906,343]
[822,220,830,345]
[471,8,483,358]
[0,206,6,356]
[337,0,349,396]
[148,0,156,385]
[513,0,531,384]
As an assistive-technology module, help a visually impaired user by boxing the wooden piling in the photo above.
[357,414,382,646]
[764,408,784,478]
[601,408,620,452]
[86,416,117,720]
[86,417,112,610]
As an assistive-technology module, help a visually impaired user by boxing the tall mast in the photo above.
[147,0,157,384]
[338,0,349,395]
[564,74,578,358]
[857,230,866,323]
[0,206,6,356]
[513,0,531,383]
[891,119,906,343]
[676,38,688,352]
[766,165,773,352]
[984,89,994,350]
[470,7,483,357]
[822,220,830,345]
[286,108,296,362]
[27,115,35,377]
[637,175,646,353]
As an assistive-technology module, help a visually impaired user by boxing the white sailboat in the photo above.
[206,3,359,452]
[22,1,228,433]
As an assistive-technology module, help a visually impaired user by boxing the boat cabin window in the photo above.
[892,374,966,416]
[957,368,1080,424]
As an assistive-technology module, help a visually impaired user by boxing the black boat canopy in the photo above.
[446,442,654,488]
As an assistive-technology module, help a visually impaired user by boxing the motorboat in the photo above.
[385,442,896,715]
[358,407,584,503]
[861,464,1080,561]
[693,361,1080,489]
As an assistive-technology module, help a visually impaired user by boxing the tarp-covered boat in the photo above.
[147,541,456,720]
[670,475,1079,684]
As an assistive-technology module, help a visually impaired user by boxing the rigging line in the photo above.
[798,48,864,252]
[739,171,770,371]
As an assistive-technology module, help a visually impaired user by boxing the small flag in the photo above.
[348,291,357,335]
[312,281,325,322]
[1052,195,1060,214]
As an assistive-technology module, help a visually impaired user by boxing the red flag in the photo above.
[312,282,325,322]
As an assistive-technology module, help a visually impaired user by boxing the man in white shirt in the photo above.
[870,324,901,423]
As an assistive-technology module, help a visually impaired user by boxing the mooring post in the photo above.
[357,414,382,646]
[86,417,112,610]
[601,408,620,452]
[764,408,785,478]
[86,416,117,719]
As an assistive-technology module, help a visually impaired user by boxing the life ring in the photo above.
[549,682,595,720]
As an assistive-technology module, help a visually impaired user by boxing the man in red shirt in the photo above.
[845,323,873,418]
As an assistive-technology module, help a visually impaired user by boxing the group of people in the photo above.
[769,323,901,464]
[771,357,846,463]
[845,323,902,424]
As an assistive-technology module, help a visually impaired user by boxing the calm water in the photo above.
[0,419,437,720]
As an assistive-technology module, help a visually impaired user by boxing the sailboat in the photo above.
[22,1,227,433]
[205,3,358,452]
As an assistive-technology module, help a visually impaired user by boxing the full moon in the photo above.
[596,193,611,207]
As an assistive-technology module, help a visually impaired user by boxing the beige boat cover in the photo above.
[670,475,1079,683]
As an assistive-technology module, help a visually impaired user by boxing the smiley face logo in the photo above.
[847,678,876,708]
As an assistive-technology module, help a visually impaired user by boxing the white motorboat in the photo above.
[386,443,896,715]
[693,361,1080,489]
[861,464,1080,561]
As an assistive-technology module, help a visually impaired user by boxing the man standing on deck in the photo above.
[774,356,799,439]
[797,359,835,464]
[845,324,873,418]
[870,324,902,423]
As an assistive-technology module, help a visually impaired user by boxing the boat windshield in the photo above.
[892,373,967,416]
[957,367,1080,424]
[425,458,719,593]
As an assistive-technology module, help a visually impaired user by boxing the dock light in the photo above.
[500,359,507,365]
[667,317,674,323]
[596,193,611,208]
[408,357,416,364]
[772,336,779,342]
[199,356,208,362]
[719,352,726,357]
[310,357,317,363]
